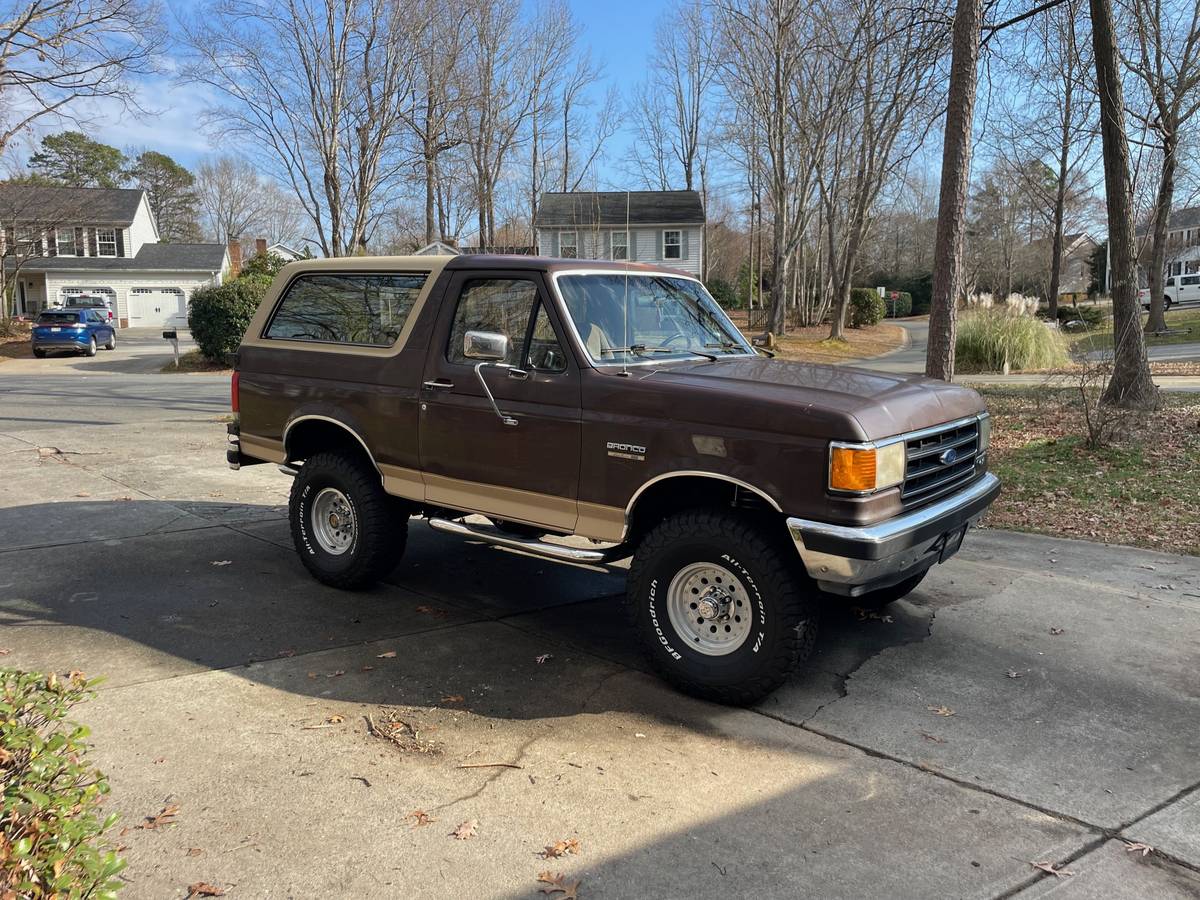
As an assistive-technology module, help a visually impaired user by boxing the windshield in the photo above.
[557,273,753,364]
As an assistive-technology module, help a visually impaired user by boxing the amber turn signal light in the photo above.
[829,446,877,493]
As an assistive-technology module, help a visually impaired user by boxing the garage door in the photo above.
[129,288,187,326]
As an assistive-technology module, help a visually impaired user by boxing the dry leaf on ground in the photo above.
[1031,861,1075,878]
[927,705,956,717]
[185,848,203,858]
[535,653,553,664]
[137,804,180,830]
[0,649,10,655]
[918,731,945,743]
[376,650,397,658]
[537,871,581,899]
[441,694,464,704]
[1005,669,1024,679]
[1124,841,1154,857]
[1049,627,1065,636]
[326,714,344,724]
[540,838,581,859]
[186,883,225,897]
[405,810,435,827]
[415,605,450,618]
[451,819,479,840]
[210,560,232,567]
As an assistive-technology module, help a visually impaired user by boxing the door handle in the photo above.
[422,379,454,392]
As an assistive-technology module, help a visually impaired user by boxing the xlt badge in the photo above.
[607,441,646,461]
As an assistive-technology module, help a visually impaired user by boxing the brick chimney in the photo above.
[255,238,268,257]
[227,240,242,278]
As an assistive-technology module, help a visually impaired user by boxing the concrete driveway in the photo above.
[3,326,198,375]
[1,373,1198,899]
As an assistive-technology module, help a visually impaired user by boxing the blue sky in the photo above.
[10,0,667,182]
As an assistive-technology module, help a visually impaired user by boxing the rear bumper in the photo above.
[787,473,1001,597]
[32,338,90,351]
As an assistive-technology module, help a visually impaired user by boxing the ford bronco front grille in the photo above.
[901,418,980,507]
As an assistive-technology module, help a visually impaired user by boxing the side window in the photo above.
[526,304,567,372]
[448,279,537,367]
[265,273,427,346]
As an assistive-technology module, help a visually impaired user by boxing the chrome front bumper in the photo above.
[787,473,1001,597]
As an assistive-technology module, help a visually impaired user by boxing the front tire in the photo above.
[626,510,818,706]
[288,451,407,590]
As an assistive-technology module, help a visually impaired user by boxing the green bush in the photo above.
[188,274,272,363]
[241,251,291,280]
[955,311,1069,373]
[849,288,887,328]
[1043,304,1103,328]
[706,277,738,308]
[883,291,912,317]
[1,669,124,899]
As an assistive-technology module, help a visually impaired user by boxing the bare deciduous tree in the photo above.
[1123,0,1200,333]
[196,156,303,246]
[183,0,418,256]
[0,0,162,157]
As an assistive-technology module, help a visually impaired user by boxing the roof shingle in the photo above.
[536,191,705,227]
[25,243,227,272]
[0,184,145,224]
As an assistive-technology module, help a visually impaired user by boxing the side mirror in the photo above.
[463,330,508,361]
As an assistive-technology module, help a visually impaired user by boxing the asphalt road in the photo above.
[2,372,1199,898]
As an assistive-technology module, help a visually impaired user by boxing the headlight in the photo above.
[977,413,992,451]
[829,440,906,493]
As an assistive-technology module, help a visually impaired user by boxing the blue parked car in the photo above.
[31,309,117,358]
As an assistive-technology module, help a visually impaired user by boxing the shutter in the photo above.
[116,229,125,257]
[75,227,84,256]
[656,230,663,260]
[549,231,559,257]
[46,228,57,257]
[630,231,638,260]
[603,231,611,259]
[682,230,689,260]
[88,228,98,257]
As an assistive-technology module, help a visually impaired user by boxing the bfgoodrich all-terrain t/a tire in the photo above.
[289,451,408,590]
[627,510,819,706]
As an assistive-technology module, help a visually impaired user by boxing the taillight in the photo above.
[231,371,240,413]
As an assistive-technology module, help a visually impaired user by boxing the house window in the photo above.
[559,231,577,258]
[96,228,117,257]
[663,230,682,260]
[611,231,628,261]
[17,227,42,257]
[56,229,76,256]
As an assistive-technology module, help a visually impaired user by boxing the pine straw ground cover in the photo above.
[980,387,1200,556]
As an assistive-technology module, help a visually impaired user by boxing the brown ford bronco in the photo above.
[229,255,999,704]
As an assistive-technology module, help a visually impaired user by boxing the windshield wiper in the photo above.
[600,344,719,362]
[703,341,749,353]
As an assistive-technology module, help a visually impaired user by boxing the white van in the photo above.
[1140,273,1200,310]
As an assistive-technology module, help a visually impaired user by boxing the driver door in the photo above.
[418,271,582,531]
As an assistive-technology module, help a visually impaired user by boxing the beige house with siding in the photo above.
[2,184,229,327]
[534,190,705,277]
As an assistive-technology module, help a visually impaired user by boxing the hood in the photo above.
[632,357,986,441]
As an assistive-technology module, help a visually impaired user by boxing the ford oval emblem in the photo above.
[939,448,959,466]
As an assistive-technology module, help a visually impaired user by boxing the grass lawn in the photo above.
[980,386,1200,556]
[160,349,232,374]
[1067,307,1200,354]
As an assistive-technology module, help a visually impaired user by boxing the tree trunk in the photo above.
[424,150,437,245]
[1144,129,1176,334]
[925,0,982,381]
[1090,0,1158,409]
[1047,70,1074,320]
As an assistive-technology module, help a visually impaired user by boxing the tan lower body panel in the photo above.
[380,464,426,502]
[576,501,626,543]
[240,434,286,464]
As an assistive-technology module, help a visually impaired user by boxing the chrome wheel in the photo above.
[666,562,752,656]
[311,487,356,555]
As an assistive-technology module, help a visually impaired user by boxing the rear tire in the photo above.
[83,336,97,357]
[104,331,116,350]
[1164,295,1173,311]
[626,510,818,706]
[288,451,407,590]
[33,348,46,358]
[851,570,927,609]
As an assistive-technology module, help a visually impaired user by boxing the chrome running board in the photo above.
[426,517,625,564]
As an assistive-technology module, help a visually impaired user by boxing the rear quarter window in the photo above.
[264,272,428,346]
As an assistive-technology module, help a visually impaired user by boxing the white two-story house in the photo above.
[534,190,705,276]
[2,184,230,327]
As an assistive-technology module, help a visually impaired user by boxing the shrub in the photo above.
[241,251,290,280]
[849,288,886,328]
[955,310,1069,373]
[188,274,273,363]
[706,277,738,308]
[1,669,124,899]
[1042,304,1103,328]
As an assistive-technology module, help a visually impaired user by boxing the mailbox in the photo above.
[162,328,178,341]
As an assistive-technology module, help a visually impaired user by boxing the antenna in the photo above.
[622,190,630,377]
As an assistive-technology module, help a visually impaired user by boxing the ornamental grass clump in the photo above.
[955,309,1069,373]
[1,669,125,899]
